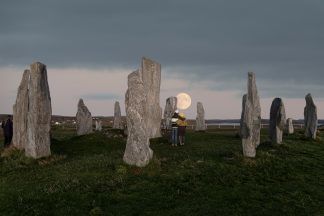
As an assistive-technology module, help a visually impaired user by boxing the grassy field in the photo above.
[0,128,323,216]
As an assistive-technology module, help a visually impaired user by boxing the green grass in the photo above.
[0,128,323,216]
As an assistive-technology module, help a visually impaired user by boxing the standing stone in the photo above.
[76,99,93,135]
[269,98,286,144]
[95,120,102,131]
[304,93,317,139]
[123,70,153,167]
[140,57,162,138]
[247,72,262,148]
[113,101,123,129]
[163,97,177,130]
[240,94,254,157]
[286,118,294,134]
[240,72,261,158]
[25,62,52,158]
[195,102,207,131]
[12,70,30,150]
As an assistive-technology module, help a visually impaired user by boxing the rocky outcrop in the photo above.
[123,70,153,167]
[12,70,30,150]
[163,97,177,130]
[240,72,261,158]
[25,62,52,158]
[304,93,317,139]
[269,98,286,144]
[76,99,93,135]
[113,101,123,129]
[195,102,206,131]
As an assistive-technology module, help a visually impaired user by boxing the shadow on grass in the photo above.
[51,132,126,158]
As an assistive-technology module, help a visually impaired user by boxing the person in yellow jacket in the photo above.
[177,113,188,146]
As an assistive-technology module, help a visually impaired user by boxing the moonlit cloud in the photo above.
[1,66,324,119]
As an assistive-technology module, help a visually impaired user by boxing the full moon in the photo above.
[176,93,192,110]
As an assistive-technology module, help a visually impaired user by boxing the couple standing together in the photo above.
[171,110,188,146]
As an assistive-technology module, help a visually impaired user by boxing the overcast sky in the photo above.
[1,0,323,119]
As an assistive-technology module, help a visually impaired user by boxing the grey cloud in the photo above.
[1,0,324,98]
[166,63,324,99]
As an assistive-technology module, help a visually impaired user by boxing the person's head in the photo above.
[7,115,12,120]
[175,110,179,114]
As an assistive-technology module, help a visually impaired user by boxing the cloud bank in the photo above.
[0,0,323,118]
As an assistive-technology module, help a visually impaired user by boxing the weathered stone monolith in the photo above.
[269,98,286,144]
[304,93,317,139]
[123,70,153,167]
[240,72,261,158]
[12,70,30,150]
[76,99,93,135]
[140,57,162,138]
[113,101,123,129]
[286,118,294,134]
[195,102,206,131]
[240,94,254,157]
[163,97,177,130]
[95,120,102,131]
[25,62,52,158]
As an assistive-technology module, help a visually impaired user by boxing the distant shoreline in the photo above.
[1,114,323,125]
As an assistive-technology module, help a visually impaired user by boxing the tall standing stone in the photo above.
[163,97,177,130]
[113,101,123,129]
[123,70,153,167]
[76,99,93,135]
[140,57,162,138]
[12,70,30,150]
[195,102,206,131]
[95,120,102,131]
[25,62,52,158]
[240,72,261,158]
[286,118,294,134]
[304,93,317,139]
[269,98,286,144]
[240,94,254,157]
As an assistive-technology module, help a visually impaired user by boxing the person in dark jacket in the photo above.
[177,113,188,146]
[4,115,13,148]
[1,119,5,146]
[171,110,179,146]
